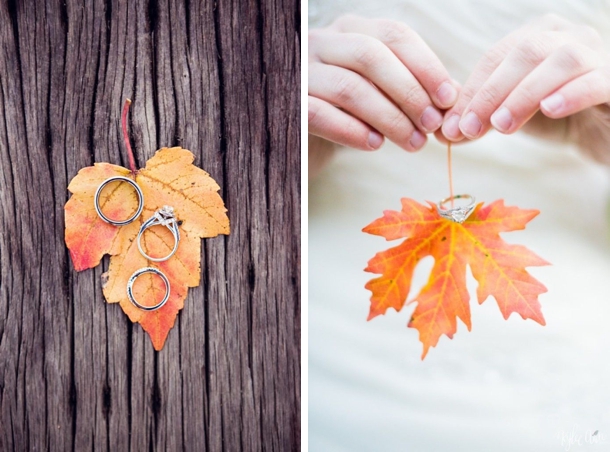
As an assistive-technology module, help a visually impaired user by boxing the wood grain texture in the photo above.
[0,0,301,450]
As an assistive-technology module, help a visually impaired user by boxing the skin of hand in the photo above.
[308,15,460,168]
[438,13,610,155]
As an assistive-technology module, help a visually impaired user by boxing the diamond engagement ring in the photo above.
[94,176,144,226]
[436,194,475,224]
[126,267,170,311]
[137,206,181,262]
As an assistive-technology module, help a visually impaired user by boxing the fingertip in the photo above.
[435,81,458,108]
[420,106,443,133]
[434,130,468,146]
[367,131,384,150]
[409,130,427,151]
[441,113,464,141]
[490,106,513,134]
[458,111,482,139]
[540,92,566,118]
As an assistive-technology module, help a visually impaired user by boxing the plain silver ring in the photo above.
[94,176,144,226]
[436,194,476,224]
[137,206,180,262]
[126,267,170,311]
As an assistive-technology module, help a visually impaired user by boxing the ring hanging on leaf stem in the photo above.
[436,194,475,224]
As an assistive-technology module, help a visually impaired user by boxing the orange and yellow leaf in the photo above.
[363,198,548,359]
[65,147,230,350]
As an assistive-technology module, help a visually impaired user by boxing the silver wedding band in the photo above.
[126,267,170,311]
[94,176,144,226]
[137,206,180,262]
[436,194,475,224]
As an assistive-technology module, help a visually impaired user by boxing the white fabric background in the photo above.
[309,1,610,450]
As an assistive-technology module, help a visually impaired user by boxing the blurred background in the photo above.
[308,0,610,450]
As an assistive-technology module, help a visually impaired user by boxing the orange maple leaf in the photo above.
[65,147,229,350]
[363,198,549,359]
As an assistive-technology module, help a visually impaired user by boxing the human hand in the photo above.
[440,14,610,143]
[309,15,459,153]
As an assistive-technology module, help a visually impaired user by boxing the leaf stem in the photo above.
[122,99,137,174]
[448,142,454,208]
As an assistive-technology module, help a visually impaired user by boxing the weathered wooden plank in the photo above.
[0,0,300,450]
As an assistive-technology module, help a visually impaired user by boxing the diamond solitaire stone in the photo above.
[157,205,176,225]
[450,209,468,223]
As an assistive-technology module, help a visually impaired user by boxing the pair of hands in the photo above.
[308,14,610,154]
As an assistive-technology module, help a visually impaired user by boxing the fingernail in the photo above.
[409,130,426,150]
[442,114,461,140]
[490,106,513,133]
[436,82,458,107]
[541,93,565,115]
[368,131,384,149]
[459,111,482,138]
[420,106,443,132]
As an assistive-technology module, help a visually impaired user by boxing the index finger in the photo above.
[333,15,459,109]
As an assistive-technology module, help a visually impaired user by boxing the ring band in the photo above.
[94,176,144,226]
[436,194,475,224]
[126,267,170,311]
[137,206,180,262]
